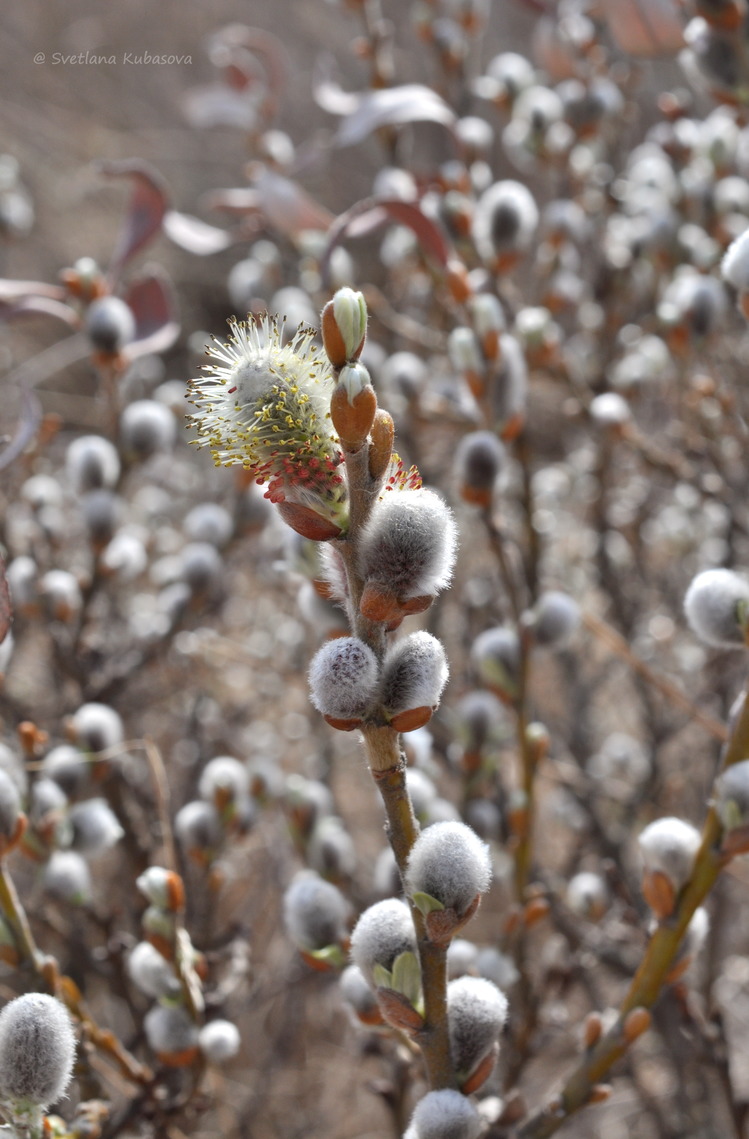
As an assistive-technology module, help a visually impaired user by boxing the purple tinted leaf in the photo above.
[0,280,67,302]
[0,297,79,325]
[332,84,457,147]
[123,268,180,359]
[0,386,43,472]
[249,169,333,235]
[163,210,235,255]
[97,159,170,277]
[0,556,10,646]
[320,197,454,287]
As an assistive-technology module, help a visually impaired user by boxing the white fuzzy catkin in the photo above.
[405,822,492,915]
[357,489,457,600]
[638,817,702,889]
[684,568,749,647]
[722,227,749,292]
[447,975,509,1078]
[566,871,610,920]
[127,941,181,1000]
[71,702,124,753]
[144,1004,199,1057]
[472,180,539,263]
[68,798,124,854]
[0,770,20,841]
[350,898,417,985]
[379,633,449,715]
[531,590,580,648]
[65,434,121,494]
[283,871,349,952]
[199,1019,241,1063]
[714,760,749,831]
[0,994,76,1108]
[454,431,506,496]
[198,756,249,804]
[308,637,380,720]
[471,626,520,696]
[403,1089,483,1139]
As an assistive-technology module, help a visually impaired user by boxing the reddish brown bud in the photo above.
[389,706,433,733]
[331,384,377,453]
[368,411,394,481]
[623,1006,652,1044]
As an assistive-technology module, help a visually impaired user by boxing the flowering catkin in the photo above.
[0,993,76,1108]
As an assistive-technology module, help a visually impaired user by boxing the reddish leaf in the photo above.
[163,210,235,255]
[97,159,170,278]
[0,557,10,646]
[320,197,454,287]
[0,386,42,472]
[123,267,179,359]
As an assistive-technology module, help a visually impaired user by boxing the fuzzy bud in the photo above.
[198,756,249,810]
[174,800,222,863]
[183,503,234,549]
[566,871,610,920]
[144,1004,199,1066]
[283,871,349,955]
[714,760,749,853]
[44,850,92,905]
[127,940,181,999]
[405,821,492,934]
[66,435,121,494]
[358,489,457,616]
[447,975,508,1087]
[0,994,76,1109]
[684,568,749,648]
[199,1019,241,1064]
[339,964,382,1025]
[70,703,124,753]
[321,288,368,368]
[471,626,520,702]
[0,770,22,849]
[350,898,418,989]
[40,745,89,798]
[455,431,505,507]
[69,798,124,854]
[379,632,449,732]
[530,590,580,648]
[472,180,539,267]
[639,816,701,918]
[136,867,185,912]
[403,1089,483,1139]
[121,400,177,460]
[722,227,749,297]
[85,295,135,355]
[308,637,380,728]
